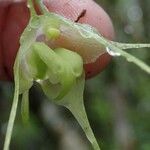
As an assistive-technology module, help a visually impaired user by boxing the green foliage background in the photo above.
[0,0,150,149]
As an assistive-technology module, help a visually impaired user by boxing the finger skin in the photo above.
[0,0,114,80]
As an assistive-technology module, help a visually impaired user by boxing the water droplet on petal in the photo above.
[106,47,121,57]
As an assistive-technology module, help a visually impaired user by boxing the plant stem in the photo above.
[114,47,150,74]
[111,41,150,49]
[28,0,36,16]
[35,0,49,14]
[96,35,150,74]
[3,61,20,150]
[3,83,19,150]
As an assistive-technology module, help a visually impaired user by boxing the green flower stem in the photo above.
[35,0,49,14]
[111,41,150,49]
[109,43,150,74]
[28,0,36,16]
[95,35,150,74]
[114,47,150,74]
[3,62,20,150]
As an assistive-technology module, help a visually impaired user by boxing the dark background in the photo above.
[0,0,150,149]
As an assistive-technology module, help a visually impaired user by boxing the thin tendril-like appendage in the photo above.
[112,46,150,74]
[28,0,36,16]
[35,0,49,14]
[111,41,150,50]
[94,35,150,74]
[53,75,101,150]
[3,60,20,150]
